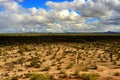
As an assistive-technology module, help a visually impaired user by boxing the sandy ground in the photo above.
[0,42,120,80]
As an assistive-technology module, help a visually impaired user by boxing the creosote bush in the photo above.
[65,63,73,69]
[80,73,99,80]
[113,72,120,76]
[72,70,80,77]
[30,73,54,80]
[42,66,50,71]
[59,70,67,78]
[29,57,41,68]
[11,76,18,80]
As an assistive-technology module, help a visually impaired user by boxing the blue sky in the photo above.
[19,0,48,8]
[0,0,120,33]
[20,0,72,7]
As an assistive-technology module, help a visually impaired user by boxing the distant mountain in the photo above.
[101,31,120,34]
[64,31,120,34]
[106,31,120,34]
[22,31,120,34]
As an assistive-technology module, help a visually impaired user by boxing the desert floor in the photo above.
[0,35,120,80]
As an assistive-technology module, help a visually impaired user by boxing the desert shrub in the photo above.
[59,71,67,78]
[55,79,62,80]
[42,59,46,62]
[18,48,25,55]
[11,76,18,80]
[23,73,32,78]
[72,70,80,77]
[50,54,56,60]
[56,65,61,70]
[35,52,41,57]
[62,52,67,57]
[18,68,23,72]
[80,73,99,80]
[2,72,9,77]
[17,57,25,66]
[3,78,10,80]
[105,77,112,80]
[42,66,50,71]
[112,61,117,65]
[116,53,120,61]
[97,54,101,58]
[90,64,98,70]
[56,58,60,61]
[51,63,55,66]
[30,57,41,68]
[113,72,120,76]
[46,50,52,56]
[81,67,89,71]
[30,74,53,80]
[22,45,33,52]
[65,63,73,69]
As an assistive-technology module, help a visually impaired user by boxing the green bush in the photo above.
[11,76,18,80]
[30,74,53,80]
[24,45,32,51]
[80,73,99,80]
[30,57,41,68]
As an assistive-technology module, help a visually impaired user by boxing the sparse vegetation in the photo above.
[0,35,119,80]
[30,73,54,80]
[80,73,99,80]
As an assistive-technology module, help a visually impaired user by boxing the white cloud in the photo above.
[46,0,112,17]
[46,0,85,10]
[0,0,120,33]
[0,0,23,13]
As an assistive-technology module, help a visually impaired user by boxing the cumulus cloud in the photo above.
[46,0,85,11]
[46,0,119,17]
[0,0,84,33]
[46,0,120,32]
[0,0,120,33]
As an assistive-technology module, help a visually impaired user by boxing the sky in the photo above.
[0,0,120,33]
